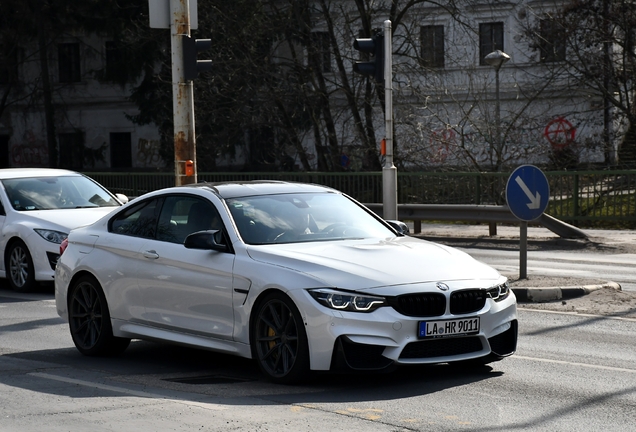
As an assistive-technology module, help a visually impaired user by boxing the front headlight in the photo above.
[34,229,68,244]
[487,282,510,302]
[308,288,387,313]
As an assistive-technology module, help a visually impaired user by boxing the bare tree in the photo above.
[1,0,155,168]
[519,0,636,167]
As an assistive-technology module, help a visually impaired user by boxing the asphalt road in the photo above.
[1,285,635,431]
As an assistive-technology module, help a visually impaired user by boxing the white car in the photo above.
[0,168,127,292]
[55,181,517,383]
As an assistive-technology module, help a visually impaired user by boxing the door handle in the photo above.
[143,250,159,259]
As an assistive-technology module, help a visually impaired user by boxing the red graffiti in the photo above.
[429,129,455,162]
[11,143,49,167]
[544,117,576,149]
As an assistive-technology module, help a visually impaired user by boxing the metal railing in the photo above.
[365,203,589,239]
[84,170,636,228]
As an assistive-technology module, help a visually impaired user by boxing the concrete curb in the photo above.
[513,281,622,303]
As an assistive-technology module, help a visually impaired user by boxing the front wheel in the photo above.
[6,240,36,292]
[251,292,310,384]
[68,275,130,356]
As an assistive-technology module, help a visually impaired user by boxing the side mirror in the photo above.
[386,220,410,236]
[184,230,228,252]
[116,193,129,204]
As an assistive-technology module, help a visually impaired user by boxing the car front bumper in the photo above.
[293,289,517,371]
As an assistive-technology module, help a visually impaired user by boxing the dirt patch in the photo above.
[516,286,636,319]
[507,275,606,288]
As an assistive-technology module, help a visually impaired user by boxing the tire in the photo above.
[68,275,130,356]
[6,240,36,293]
[251,292,310,384]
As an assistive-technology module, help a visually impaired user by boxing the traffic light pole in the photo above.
[170,0,197,185]
[382,20,398,220]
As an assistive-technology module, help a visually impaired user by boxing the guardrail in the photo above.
[85,169,636,228]
[364,203,588,239]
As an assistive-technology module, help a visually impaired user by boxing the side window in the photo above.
[110,198,162,239]
[310,31,331,73]
[156,196,223,244]
[58,43,81,83]
[539,18,566,63]
[479,22,504,65]
[420,25,445,68]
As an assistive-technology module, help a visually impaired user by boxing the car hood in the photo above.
[246,236,501,290]
[12,207,119,232]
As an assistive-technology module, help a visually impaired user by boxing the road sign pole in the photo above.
[520,221,527,279]
[506,165,550,280]
[170,0,197,186]
[382,20,397,220]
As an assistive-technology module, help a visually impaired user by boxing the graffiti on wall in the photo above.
[11,131,49,167]
[544,117,576,149]
[428,128,456,162]
[136,138,162,167]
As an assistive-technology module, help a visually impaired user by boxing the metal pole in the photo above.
[170,0,197,186]
[382,20,397,220]
[520,221,527,279]
[495,67,501,171]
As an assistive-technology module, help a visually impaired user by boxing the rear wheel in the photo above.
[251,292,310,384]
[68,275,130,356]
[6,240,36,292]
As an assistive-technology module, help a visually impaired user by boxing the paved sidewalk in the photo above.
[411,223,635,302]
[414,222,636,246]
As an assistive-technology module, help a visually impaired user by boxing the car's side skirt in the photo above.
[112,320,253,359]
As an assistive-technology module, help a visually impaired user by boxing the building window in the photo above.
[627,27,635,57]
[110,132,132,169]
[0,135,9,168]
[105,41,128,83]
[420,25,445,68]
[479,22,504,65]
[58,43,81,83]
[310,32,331,73]
[0,45,18,85]
[59,132,84,169]
[539,19,566,62]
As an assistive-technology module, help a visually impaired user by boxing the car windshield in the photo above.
[226,192,395,245]
[2,175,120,211]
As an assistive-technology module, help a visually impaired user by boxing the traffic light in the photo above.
[353,30,384,83]
[182,35,213,81]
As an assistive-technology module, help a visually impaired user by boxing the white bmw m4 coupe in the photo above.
[55,181,517,383]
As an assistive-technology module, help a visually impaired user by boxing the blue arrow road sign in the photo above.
[505,165,550,221]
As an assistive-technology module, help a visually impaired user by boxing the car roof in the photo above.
[188,180,339,199]
[0,168,81,180]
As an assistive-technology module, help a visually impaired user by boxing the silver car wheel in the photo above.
[7,240,35,292]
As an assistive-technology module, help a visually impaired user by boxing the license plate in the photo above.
[418,317,480,339]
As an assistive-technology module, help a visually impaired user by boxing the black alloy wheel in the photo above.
[251,292,310,384]
[6,240,36,292]
[68,275,130,356]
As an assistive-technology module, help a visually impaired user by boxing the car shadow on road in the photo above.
[1,341,504,405]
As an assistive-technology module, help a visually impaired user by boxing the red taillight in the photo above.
[60,238,69,255]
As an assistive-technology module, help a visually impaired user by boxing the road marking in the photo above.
[519,308,636,322]
[29,372,228,410]
[513,355,636,374]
